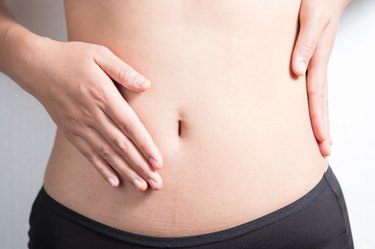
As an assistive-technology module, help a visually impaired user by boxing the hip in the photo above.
[42,119,329,237]
[30,164,354,248]
[43,56,329,236]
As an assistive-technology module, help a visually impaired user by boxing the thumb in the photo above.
[292,10,328,76]
[93,46,151,92]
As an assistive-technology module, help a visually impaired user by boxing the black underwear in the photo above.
[27,164,354,249]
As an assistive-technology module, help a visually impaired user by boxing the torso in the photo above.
[43,0,329,237]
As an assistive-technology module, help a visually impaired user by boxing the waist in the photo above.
[43,74,329,236]
[63,0,304,152]
[46,2,328,233]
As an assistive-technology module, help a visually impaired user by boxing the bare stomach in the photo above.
[43,0,329,237]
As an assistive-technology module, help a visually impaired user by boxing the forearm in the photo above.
[0,2,49,94]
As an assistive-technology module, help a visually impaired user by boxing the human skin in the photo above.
[0,0,349,190]
[0,0,349,237]
[0,1,163,190]
[292,0,350,157]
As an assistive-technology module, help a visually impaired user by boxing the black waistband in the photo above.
[36,164,333,248]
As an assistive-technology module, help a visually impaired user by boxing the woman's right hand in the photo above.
[25,38,163,192]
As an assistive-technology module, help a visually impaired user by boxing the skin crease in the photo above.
[0,0,349,237]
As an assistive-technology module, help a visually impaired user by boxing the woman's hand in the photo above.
[24,38,163,192]
[292,0,350,157]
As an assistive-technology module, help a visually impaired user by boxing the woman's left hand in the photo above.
[292,0,350,157]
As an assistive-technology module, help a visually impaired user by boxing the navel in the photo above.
[178,119,182,137]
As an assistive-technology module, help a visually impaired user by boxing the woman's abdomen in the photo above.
[43,0,329,237]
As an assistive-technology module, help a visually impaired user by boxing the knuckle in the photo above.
[82,108,101,125]
[83,151,96,163]
[69,128,81,137]
[302,39,316,56]
[309,89,324,100]
[118,66,130,83]
[67,115,80,127]
[87,85,110,105]
[60,124,73,137]
[90,111,102,124]
[100,145,113,161]
[80,106,95,120]
[65,116,84,135]
[136,141,148,154]
[113,139,129,155]
[121,120,139,139]
[94,44,110,55]
[78,83,91,97]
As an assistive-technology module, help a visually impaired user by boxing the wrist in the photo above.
[0,25,52,95]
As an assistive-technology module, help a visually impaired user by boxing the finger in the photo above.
[323,82,331,156]
[324,82,333,147]
[89,107,163,190]
[97,79,163,170]
[329,133,333,145]
[67,133,120,187]
[292,7,329,76]
[307,20,338,157]
[319,21,339,149]
[93,46,151,92]
[306,50,331,157]
[82,126,148,191]
[324,84,333,146]
[82,125,162,191]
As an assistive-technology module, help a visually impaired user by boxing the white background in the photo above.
[0,0,374,248]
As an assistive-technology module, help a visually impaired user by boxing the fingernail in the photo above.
[325,141,331,155]
[135,75,150,88]
[134,179,145,191]
[149,157,161,169]
[297,60,307,74]
[108,176,119,187]
[148,178,159,190]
